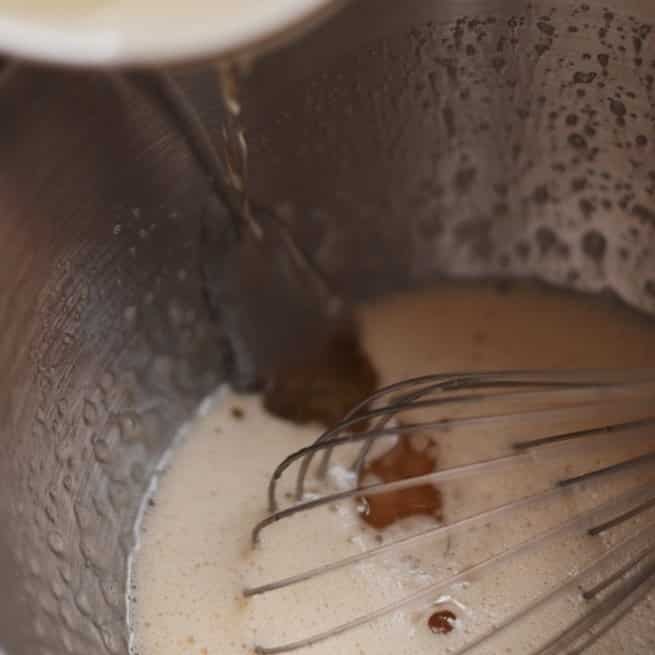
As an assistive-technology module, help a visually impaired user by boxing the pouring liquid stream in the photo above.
[217,63,263,240]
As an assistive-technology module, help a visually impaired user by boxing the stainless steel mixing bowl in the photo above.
[2,1,655,653]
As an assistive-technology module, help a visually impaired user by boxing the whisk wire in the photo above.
[254,416,655,544]
[254,481,655,654]
[287,370,655,505]
[454,525,655,655]
[251,370,655,654]
[534,559,655,655]
[246,447,655,596]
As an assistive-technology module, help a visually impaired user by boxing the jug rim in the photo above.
[0,0,343,68]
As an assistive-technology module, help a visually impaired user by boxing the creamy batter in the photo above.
[130,282,655,655]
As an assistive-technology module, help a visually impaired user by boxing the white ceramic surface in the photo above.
[0,0,340,66]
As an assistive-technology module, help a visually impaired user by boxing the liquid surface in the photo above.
[131,282,655,655]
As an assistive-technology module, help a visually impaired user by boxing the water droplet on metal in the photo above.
[47,531,65,555]
[83,400,98,426]
[100,371,115,393]
[62,474,73,493]
[124,306,137,324]
[75,590,92,617]
[59,563,72,584]
[93,438,111,463]
[29,556,41,576]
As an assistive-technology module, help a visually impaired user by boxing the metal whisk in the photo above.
[246,369,655,655]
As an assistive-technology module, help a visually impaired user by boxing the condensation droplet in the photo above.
[60,629,74,654]
[121,414,141,441]
[101,626,120,654]
[59,562,72,584]
[38,589,56,615]
[93,438,111,463]
[75,590,92,617]
[57,399,67,417]
[100,371,115,393]
[63,474,73,493]
[83,400,98,426]
[168,301,184,327]
[47,531,65,555]
[33,617,47,639]
[59,600,78,632]
[51,579,65,599]
[124,306,137,324]
[29,556,41,576]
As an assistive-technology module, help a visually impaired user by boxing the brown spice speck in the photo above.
[231,406,245,420]
[428,609,457,634]
[359,431,442,530]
